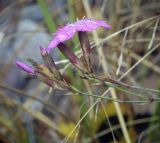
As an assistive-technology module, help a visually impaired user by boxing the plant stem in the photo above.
[70,85,149,104]
[37,0,56,33]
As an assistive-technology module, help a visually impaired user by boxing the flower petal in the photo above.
[47,18,111,52]
[47,24,76,51]
[75,18,111,31]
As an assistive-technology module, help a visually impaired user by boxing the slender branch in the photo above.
[69,84,150,104]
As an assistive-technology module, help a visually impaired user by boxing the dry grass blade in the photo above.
[22,107,60,132]
[0,83,72,121]
[119,42,160,81]
[99,15,160,44]
[148,17,159,50]
[116,29,128,76]
[0,93,64,137]
[122,47,160,74]
[100,101,117,143]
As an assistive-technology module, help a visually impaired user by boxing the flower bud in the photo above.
[78,31,92,72]
[40,47,62,80]
[58,43,88,73]
[16,61,35,75]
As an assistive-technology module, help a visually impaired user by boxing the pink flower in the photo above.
[47,24,77,51]
[47,18,111,52]
[16,61,35,75]
[75,18,111,32]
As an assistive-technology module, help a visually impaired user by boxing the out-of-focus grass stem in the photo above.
[37,0,56,33]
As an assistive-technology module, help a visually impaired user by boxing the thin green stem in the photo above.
[82,75,149,100]
[37,0,56,33]
[70,85,150,104]
[126,85,160,93]
[86,74,160,94]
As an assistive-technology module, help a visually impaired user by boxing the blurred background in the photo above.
[0,0,160,143]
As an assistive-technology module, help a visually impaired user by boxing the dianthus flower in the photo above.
[47,18,111,51]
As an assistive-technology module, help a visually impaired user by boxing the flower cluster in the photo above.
[16,18,111,89]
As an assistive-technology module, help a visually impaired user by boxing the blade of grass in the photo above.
[148,17,159,50]
[100,101,117,143]
[116,29,128,76]
[36,0,56,33]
